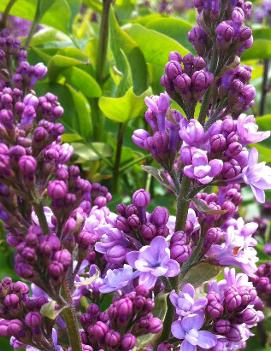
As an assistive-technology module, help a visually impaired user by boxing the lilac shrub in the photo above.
[0,0,270,351]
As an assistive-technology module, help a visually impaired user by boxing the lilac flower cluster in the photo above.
[80,286,162,351]
[170,269,264,351]
[0,0,270,349]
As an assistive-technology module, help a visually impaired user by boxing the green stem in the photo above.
[174,176,191,233]
[24,0,40,48]
[61,281,83,351]
[33,202,49,234]
[198,50,218,125]
[119,155,149,174]
[158,176,191,344]
[259,59,270,116]
[0,0,17,28]
[92,0,112,140]
[112,123,126,193]
[96,0,112,84]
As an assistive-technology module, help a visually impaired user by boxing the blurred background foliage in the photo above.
[0,0,271,349]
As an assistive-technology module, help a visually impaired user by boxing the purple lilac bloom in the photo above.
[171,313,217,351]
[241,148,271,203]
[170,283,207,316]
[99,265,138,293]
[207,217,258,275]
[126,236,180,288]
[237,114,270,145]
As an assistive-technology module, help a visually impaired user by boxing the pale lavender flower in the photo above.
[241,148,271,203]
[237,114,270,145]
[99,265,138,293]
[179,119,207,146]
[171,313,217,351]
[207,218,258,275]
[126,236,180,288]
[170,283,207,316]
[183,148,223,184]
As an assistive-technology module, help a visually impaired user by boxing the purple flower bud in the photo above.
[225,288,242,312]
[15,262,34,279]
[169,51,182,62]
[116,298,133,323]
[165,61,182,80]
[239,26,252,41]
[120,333,136,351]
[48,261,64,279]
[238,307,258,326]
[173,73,191,94]
[214,320,231,334]
[127,214,140,228]
[25,312,42,328]
[216,21,234,44]
[132,189,151,208]
[18,155,37,176]
[150,207,169,226]
[210,134,227,153]
[226,325,242,342]
[148,317,163,333]
[191,70,213,92]
[0,321,9,337]
[48,180,68,200]
[33,63,47,79]
[77,231,95,249]
[105,330,121,348]
[7,319,24,337]
[54,249,72,268]
[141,223,157,241]
[4,294,19,307]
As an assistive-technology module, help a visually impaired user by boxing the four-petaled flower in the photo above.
[171,313,217,351]
[126,236,180,288]
[170,283,207,316]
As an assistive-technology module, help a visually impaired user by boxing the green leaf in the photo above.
[255,114,271,148]
[37,0,55,15]
[63,67,101,98]
[125,24,189,92]
[145,17,194,52]
[141,165,175,193]
[47,54,88,81]
[66,84,92,139]
[40,300,59,320]
[110,11,148,94]
[192,197,228,215]
[83,0,102,12]
[36,82,92,140]
[242,39,271,60]
[182,262,221,288]
[99,87,151,123]
[31,28,73,48]
[0,0,72,33]
[72,142,112,161]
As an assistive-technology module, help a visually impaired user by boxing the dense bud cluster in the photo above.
[0,0,270,349]
[79,287,162,350]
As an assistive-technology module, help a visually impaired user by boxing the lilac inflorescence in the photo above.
[0,0,269,349]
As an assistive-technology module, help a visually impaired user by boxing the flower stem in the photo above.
[112,123,126,193]
[96,0,112,84]
[33,202,49,234]
[25,0,41,48]
[174,176,191,233]
[158,176,191,344]
[61,281,82,351]
[92,0,112,140]
[0,0,17,28]
[259,59,270,116]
